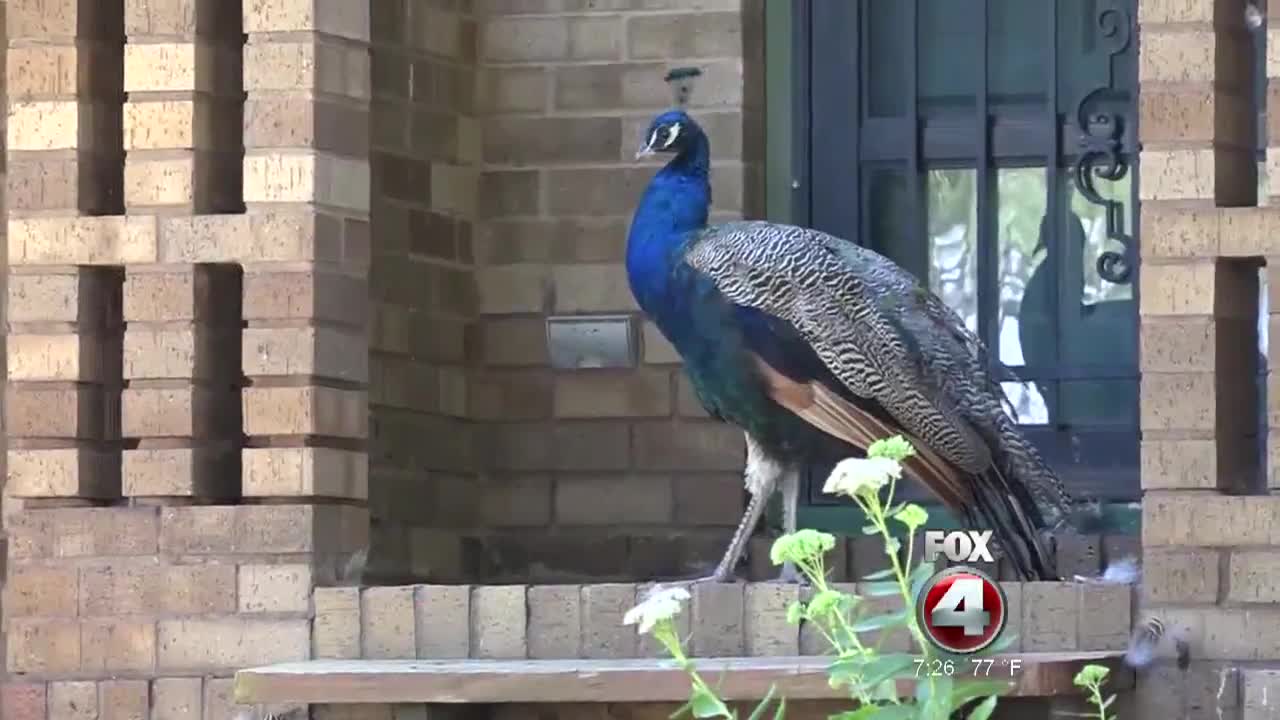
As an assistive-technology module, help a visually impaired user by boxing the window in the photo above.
[793,0,1150,507]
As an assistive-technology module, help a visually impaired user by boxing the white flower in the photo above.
[623,586,691,635]
[822,456,903,499]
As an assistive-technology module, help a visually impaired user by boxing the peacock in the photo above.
[626,67,1076,583]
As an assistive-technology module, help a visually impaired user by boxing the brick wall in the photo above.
[1134,0,1280,716]
[463,0,766,583]
[3,1,370,718]
[365,1,480,584]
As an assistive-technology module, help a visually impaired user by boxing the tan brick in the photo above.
[1,683,47,720]
[242,386,367,437]
[8,101,80,150]
[243,0,370,39]
[49,682,97,720]
[160,503,367,555]
[242,447,368,499]
[1140,262,1217,316]
[1022,582,1078,652]
[8,448,120,499]
[1143,548,1219,604]
[121,325,226,380]
[476,265,548,314]
[238,563,313,614]
[554,60,743,112]
[471,585,527,659]
[200,678,236,720]
[1076,584,1131,651]
[314,587,360,659]
[122,447,239,499]
[673,474,743,526]
[1140,372,1215,431]
[8,619,82,673]
[744,584,800,656]
[123,265,241,323]
[483,117,621,165]
[1141,439,1218,489]
[79,562,235,615]
[242,326,368,381]
[121,386,237,439]
[5,565,79,617]
[545,168,652,217]
[1144,492,1280,547]
[415,585,471,658]
[9,334,107,382]
[1228,550,1280,603]
[1140,148,1219,201]
[6,385,110,440]
[1137,0,1215,23]
[553,369,671,418]
[627,12,740,59]
[526,585,581,659]
[690,583,744,657]
[243,269,366,324]
[632,422,744,471]
[98,681,148,720]
[482,16,619,62]
[158,618,309,670]
[9,216,159,265]
[153,678,203,720]
[79,619,156,673]
[361,586,417,659]
[555,475,672,526]
[477,318,550,366]
[1140,202,1220,259]
[477,67,548,113]
[7,156,84,212]
[243,151,371,210]
[1139,317,1215,372]
[7,45,79,98]
[159,211,334,264]
[1139,28,1216,84]
[18,507,159,558]
[9,270,116,326]
[580,584,637,659]
[642,322,680,364]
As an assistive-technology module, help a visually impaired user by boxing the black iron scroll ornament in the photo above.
[1071,4,1135,285]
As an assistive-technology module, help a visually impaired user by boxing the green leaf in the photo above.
[861,581,901,597]
[967,695,1000,720]
[861,705,917,720]
[745,686,776,720]
[772,695,786,720]
[857,653,918,690]
[863,568,895,581]
[669,699,694,720]
[947,680,1015,711]
[1073,664,1110,689]
[909,562,935,597]
[827,708,882,720]
[690,687,732,719]
[851,611,908,633]
[786,601,805,625]
[861,523,880,536]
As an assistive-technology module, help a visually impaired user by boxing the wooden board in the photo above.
[234,652,1132,705]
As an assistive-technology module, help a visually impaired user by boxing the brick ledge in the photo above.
[234,652,1132,705]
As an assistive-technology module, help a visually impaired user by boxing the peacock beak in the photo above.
[635,143,656,160]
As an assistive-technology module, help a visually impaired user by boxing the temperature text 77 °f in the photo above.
[969,658,1022,677]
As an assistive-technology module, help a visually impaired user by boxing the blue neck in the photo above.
[626,134,712,315]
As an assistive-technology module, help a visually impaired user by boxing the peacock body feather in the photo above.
[626,106,1071,581]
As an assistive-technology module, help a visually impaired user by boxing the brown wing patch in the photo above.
[750,354,973,511]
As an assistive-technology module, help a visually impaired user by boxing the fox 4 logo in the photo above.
[922,529,995,564]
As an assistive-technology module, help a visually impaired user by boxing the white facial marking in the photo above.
[661,122,682,148]
[646,127,660,151]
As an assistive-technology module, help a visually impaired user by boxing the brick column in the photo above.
[1137,0,1280,714]
[239,3,370,504]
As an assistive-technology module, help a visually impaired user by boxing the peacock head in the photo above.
[634,109,703,160]
[634,67,705,161]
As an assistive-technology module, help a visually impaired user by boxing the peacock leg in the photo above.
[689,434,784,584]
[774,468,804,584]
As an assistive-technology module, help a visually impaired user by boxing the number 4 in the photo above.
[931,578,989,636]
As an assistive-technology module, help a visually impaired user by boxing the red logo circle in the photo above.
[917,566,1006,654]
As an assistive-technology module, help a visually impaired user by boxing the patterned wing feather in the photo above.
[684,220,1073,522]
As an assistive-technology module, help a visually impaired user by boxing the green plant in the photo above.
[1073,664,1116,720]
[622,435,1022,720]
